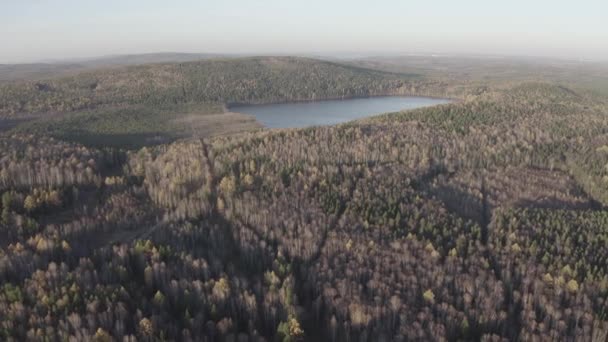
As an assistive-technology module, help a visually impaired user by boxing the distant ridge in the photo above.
[0,53,233,82]
[62,52,232,67]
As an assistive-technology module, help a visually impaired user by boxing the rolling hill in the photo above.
[0,56,437,117]
[0,56,447,148]
[0,56,606,341]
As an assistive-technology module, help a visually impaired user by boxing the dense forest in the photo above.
[0,57,607,341]
[0,57,452,117]
[0,57,461,148]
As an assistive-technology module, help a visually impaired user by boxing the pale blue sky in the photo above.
[2,0,607,63]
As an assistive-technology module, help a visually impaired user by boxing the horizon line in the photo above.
[2,50,607,66]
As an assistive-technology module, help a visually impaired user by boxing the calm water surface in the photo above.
[231,96,451,128]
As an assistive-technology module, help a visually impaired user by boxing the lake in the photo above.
[230,96,451,128]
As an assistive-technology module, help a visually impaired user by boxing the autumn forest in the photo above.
[0,56,607,341]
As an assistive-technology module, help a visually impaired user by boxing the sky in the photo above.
[2,0,608,63]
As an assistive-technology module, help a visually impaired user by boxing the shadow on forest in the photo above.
[432,184,602,227]
[54,131,176,149]
[431,184,485,224]
[0,118,33,132]
[513,197,602,211]
[146,213,283,336]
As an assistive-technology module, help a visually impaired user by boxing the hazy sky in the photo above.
[2,0,608,63]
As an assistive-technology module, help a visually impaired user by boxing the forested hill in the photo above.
[0,57,448,117]
[1,80,607,340]
[1,54,607,340]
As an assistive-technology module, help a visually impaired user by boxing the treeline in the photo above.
[0,134,109,191]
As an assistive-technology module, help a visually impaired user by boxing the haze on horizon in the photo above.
[2,0,608,64]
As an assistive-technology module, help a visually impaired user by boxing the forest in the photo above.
[0,57,460,148]
[0,56,607,341]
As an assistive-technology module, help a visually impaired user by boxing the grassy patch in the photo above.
[12,102,225,148]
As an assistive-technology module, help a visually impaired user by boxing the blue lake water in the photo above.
[231,96,451,128]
